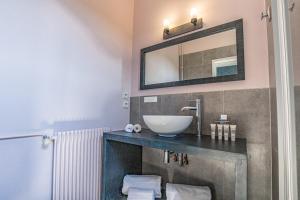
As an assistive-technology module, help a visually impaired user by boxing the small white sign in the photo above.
[220,114,228,121]
[144,96,158,103]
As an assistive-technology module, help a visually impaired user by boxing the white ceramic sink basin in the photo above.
[143,115,193,137]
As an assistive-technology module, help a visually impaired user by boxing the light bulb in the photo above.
[190,8,198,25]
[190,8,198,19]
[163,19,170,29]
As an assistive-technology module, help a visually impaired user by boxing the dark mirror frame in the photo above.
[140,19,245,90]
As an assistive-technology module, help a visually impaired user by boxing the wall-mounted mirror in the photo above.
[140,19,244,90]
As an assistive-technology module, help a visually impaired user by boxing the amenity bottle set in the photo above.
[210,114,237,141]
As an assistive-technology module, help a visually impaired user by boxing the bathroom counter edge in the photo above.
[103,130,247,161]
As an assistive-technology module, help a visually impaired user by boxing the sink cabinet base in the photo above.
[101,131,247,200]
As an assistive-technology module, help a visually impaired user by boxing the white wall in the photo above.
[0,0,133,132]
[0,0,133,199]
[145,45,179,84]
[0,137,53,200]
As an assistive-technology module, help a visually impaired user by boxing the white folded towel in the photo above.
[166,183,211,200]
[122,175,162,198]
[125,124,134,133]
[133,124,142,133]
[127,188,155,200]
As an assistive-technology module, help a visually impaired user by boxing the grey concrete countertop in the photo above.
[104,130,247,162]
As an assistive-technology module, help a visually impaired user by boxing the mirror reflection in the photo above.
[144,29,238,85]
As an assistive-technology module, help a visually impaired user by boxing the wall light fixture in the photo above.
[163,19,170,35]
[163,7,203,40]
[190,8,198,25]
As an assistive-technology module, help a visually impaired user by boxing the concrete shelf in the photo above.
[101,130,247,200]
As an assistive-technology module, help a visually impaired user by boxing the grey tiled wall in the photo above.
[181,45,237,80]
[142,147,233,200]
[130,88,271,200]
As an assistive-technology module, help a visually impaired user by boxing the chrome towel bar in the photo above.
[0,134,48,140]
[0,130,55,148]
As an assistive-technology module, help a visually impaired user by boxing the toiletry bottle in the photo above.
[210,124,216,139]
[230,125,237,141]
[223,124,230,141]
[217,124,223,140]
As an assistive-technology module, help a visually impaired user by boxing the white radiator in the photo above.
[52,128,103,200]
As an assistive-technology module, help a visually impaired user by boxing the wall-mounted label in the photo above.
[220,114,228,121]
[144,96,158,103]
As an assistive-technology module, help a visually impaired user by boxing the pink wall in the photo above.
[131,0,269,96]
[291,0,300,86]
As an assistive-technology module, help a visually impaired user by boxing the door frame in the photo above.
[271,0,298,199]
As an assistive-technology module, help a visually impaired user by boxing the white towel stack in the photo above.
[166,183,212,200]
[122,175,162,199]
[133,124,142,133]
[125,124,142,133]
[125,124,134,133]
[127,188,155,200]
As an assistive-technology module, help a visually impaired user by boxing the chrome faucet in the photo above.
[181,99,202,136]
